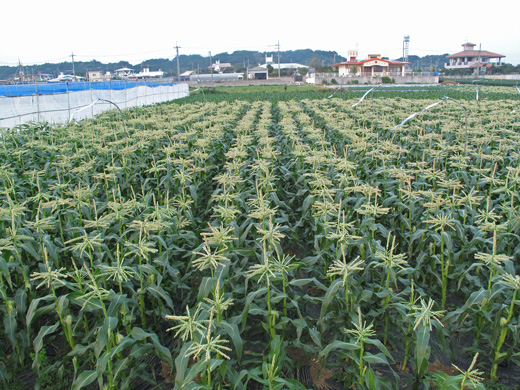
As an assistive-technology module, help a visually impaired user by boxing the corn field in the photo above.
[1,85,520,390]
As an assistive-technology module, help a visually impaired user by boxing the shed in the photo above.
[248,66,268,80]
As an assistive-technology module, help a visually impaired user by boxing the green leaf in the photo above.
[365,366,380,390]
[197,276,216,301]
[0,361,8,383]
[366,338,394,362]
[32,322,60,374]
[364,352,390,365]
[68,344,92,357]
[107,294,127,317]
[94,316,118,358]
[3,309,17,351]
[34,322,60,355]
[319,340,359,359]
[112,356,132,382]
[71,370,97,390]
[319,278,343,321]
[129,342,153,359]
[183,359,207,385]
[0,258,13,290]
[131,327,173,365]
[239,287,268,330]
[415,325,430,379]
[147,284,175,309]
[217,321,243,360]
[308,327,322,348]
[25,295,54,332]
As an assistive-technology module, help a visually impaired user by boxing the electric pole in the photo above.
[209,51,214,84]
[70,51,76,80]
[277,40,281,77]
[477,43,481,77]
[174,42,181,81]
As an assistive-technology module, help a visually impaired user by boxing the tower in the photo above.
[403,35,410,71]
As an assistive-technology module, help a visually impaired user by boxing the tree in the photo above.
[308,57,327,72]
[297,67,308,76]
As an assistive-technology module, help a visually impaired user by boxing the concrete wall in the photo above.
[442,74,520,80]
[308,74,439,85]
[188,77,295,88]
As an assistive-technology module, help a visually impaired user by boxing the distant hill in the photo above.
[4,51,506,80]
[0,49,345,80]
[395,54,450,71]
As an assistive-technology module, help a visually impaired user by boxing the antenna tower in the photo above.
[403,35,410,71]
[403,35,410,63]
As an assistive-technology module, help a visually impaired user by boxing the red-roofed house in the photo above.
[446,43,505,71]
[330,52,409,77]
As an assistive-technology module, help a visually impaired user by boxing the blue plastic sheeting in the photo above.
[0,80,176,97]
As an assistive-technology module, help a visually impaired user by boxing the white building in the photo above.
[259,54,307,71]
[128,68,164,79]
[87,71,111,81]
[209,60,232,73]
[445,42,505,71]
[330,52,409,77]
[115,68,136,79]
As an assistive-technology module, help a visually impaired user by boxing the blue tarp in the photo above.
[0,80,176,97]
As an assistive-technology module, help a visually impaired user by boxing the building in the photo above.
[87,71,111,81]
[247,66,268,80]
[330,51,409,77]
[115,67,136,79]
[127,68,164,79]
[209,60,232,73]
[258,54,307,72]
[180,70,194,81]
[48,73,86,82]
[445,43,505,72]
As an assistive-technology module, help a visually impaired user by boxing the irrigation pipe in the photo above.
[513,86,520,113]
[69,99,128,137]
[391,96,469,153]
[390,100,444,130]
[443,96,468,154]
[327,86,342,99]
[69,100,99,122]
[98,99,128,137]
[352,84,381,107]
[190,87,206,103]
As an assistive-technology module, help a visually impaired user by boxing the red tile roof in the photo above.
[447,50,505,59]
[330,58,410,67]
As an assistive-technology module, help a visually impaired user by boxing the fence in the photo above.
[314,72,439,78]
[0,80,189,129]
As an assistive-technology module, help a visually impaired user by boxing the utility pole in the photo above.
[209,51,214,84]
[70,51,76,80]
[268,41,281,77]
[277,40,281,77]
[477,43,482,77]
[174,42,181,81]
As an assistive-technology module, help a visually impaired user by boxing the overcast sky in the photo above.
[2,0,519,68]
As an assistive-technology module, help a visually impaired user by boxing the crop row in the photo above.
[1,90,520,389]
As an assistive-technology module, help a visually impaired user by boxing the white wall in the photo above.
[0,83,189,129]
